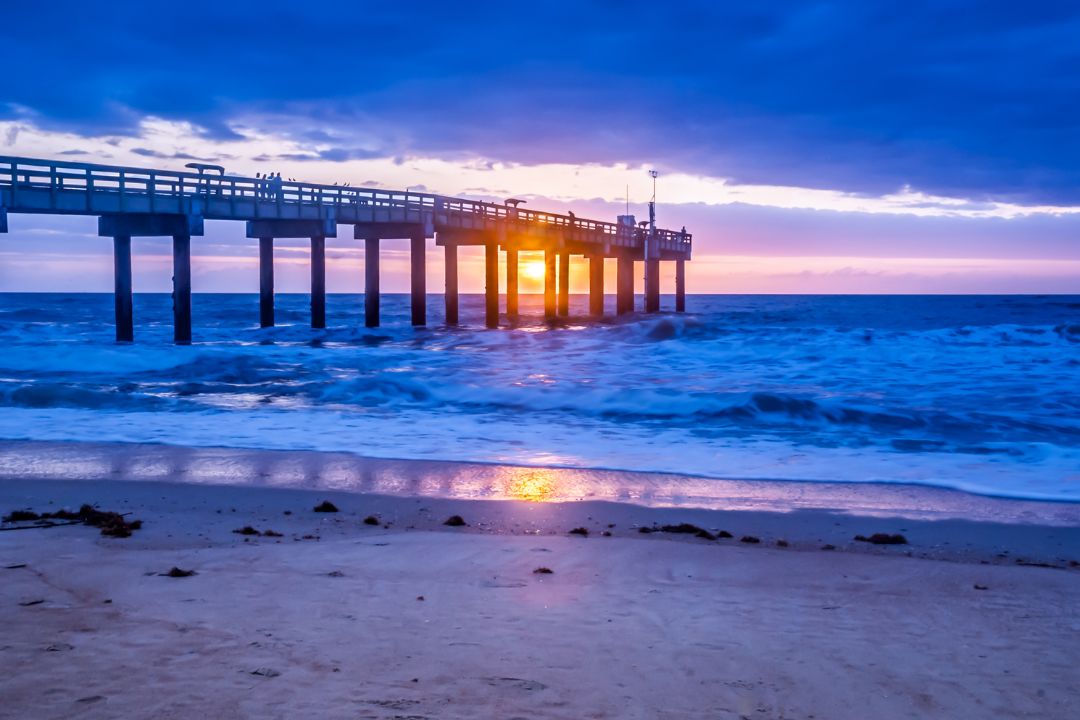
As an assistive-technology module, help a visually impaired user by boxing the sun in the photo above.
[521,260,546,281]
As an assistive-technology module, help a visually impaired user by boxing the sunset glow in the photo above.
[520,260,546,282]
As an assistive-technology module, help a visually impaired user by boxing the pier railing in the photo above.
[0,156,692,252]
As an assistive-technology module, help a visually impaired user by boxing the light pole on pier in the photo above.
[644,170,660,312]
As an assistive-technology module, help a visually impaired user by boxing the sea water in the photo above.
[0,293,1077,501]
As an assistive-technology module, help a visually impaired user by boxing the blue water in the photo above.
[0,293,1077,500]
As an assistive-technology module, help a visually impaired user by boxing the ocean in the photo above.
[0,293,1077,501]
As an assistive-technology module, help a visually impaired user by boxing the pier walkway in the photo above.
[0,156,691,343]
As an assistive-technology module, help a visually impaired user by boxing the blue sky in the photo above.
[2,1,1079,293]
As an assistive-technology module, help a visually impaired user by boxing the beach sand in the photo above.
[1,445,1079,719]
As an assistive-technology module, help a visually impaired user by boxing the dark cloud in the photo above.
[3,1,1078,203]
[316,148,387,162]
[130,148,203,161]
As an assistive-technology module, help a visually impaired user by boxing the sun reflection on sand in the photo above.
[502,466,561,502]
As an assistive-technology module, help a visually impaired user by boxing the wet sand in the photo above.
[1,442,1079,719]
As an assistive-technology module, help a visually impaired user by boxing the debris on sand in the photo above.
[821,544,837,551]
[601,531,612,537]
[1014,559,1058,569]
[638,527,655,534]
[3,510,40,522]
[232,526,282,538]
[533,567,554,574]
[250,667,281,678]
[18,598,45,607]
[739,536,761,544]
[660,523,700,534]
[974,584,989,590]
[327,570,345,578]
[71,506,142,537]
[161,567,196,578]
[3,505,142,538]
[568,527,589,537]
[654,523,718,541]
[776,539,790,548]
[313,501,339,513]
[854,533,908,545]
[363,515,380,526]
[443,515,467,527]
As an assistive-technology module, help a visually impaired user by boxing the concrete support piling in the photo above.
[645,258,661,313]
[544,249,557,318]
[616,254,634,315]
[675,259,686,313]
[410,233,426,326]
[485,241,499,329]
[589,255,604,317]
[558,252,570,316]
[172,234,192,345]
[310,236,326,329]
[506,248,519,321]
[259,237,274,328]
[365,237,380,328]
[444,244,459,326]
[113,235,133,342]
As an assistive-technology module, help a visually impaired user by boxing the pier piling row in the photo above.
[0,156,692,342]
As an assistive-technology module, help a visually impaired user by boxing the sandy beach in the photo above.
[2,443,1078,719]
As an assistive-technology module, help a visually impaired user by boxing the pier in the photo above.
[0,156,692,343]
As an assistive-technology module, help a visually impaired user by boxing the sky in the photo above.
[1,0,1079,294]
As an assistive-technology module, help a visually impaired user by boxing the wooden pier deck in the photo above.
[0,156,691,343]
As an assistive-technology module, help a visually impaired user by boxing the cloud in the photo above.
[1,1,1077,204]
[130,147,204,161]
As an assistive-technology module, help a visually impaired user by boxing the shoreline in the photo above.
[0,440,1078,567]
[2,470,1078,718]
[2,438,1078,524]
